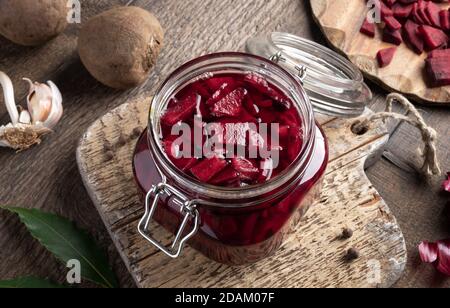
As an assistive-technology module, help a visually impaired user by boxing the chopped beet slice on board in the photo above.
[384,15,402,30]
[190,156,227,182]
[392,3,414,19]
[427,48,450,59]
[383,27,403,45]
[425,1,442,28]
[440,10,450,31]
[403,20,424,54]
[360,18,376,37]
[161,94,198,127]
[419,25,448,50]
[377,47,397,67]
[426,57,450,87]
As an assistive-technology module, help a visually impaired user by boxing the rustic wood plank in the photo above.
[77,96,406,288]
[0,0,448,288]
[311,0,450,105]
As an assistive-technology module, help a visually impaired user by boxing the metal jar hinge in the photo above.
[137,182,199,258]
[270,51,307,84]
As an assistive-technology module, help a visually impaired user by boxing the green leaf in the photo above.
[0,277,66,288]
[2,207,118,288]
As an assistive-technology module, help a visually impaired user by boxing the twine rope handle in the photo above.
[353,93,441,177]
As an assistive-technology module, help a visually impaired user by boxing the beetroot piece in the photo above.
[375,0,394,17]
[383,0,397,7]
[392,3,414,18]
[425,1,442,28]
[426,57,450,87]
[161,94,198,127]
[190,156,227,182]
[160,72,305,187]
[427,48,450,59]
[360,18,376,37]
[209,165,239,185]
[377,47,397,67]
[231,158,260,181]
[384,15,402,30]
[383,27,403,45]
[209,88,246,118]
[440,10,450,31]
[403,20,424,54]
[244,73,291,109]
[419,25,448,50]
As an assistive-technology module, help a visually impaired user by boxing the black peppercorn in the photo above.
[132,127,142,138]
[118,135,127,146]
[104,150,114,161]
[346,248,360,261]
[342,228,353,239]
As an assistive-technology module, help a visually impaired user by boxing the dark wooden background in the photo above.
[0,0,448,288]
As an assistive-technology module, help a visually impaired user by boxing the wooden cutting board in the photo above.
[76,96,407,288]
[311,0,450,105]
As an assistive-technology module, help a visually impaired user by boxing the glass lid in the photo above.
[246,32,372,117]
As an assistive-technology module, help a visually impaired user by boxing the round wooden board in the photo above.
[311,0,450,105]
[76,96,407,288]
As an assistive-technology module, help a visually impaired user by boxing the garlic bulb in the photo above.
[0,71,63,151]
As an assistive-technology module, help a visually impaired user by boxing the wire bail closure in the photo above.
[138,182,199,258]
[270,51,307,84]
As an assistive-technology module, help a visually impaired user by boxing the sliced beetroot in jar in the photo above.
[231,158,260,182]
[209,88,246,118]
[360,18,376,37]
[419,25,448,50]
[161,94,198,126]
[377,47,397,67]
[244,72,291,109]
[160,72,305,187]
[209,165,239,185]
[190,156,227,182]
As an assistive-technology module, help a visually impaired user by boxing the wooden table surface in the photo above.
[0,0,449,288]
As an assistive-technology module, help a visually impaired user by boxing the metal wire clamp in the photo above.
[137,182,199,258]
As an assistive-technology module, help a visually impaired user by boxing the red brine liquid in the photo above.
[133,72,328,264]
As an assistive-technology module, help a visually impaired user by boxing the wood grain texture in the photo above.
[77,97,407,288]
[311,0,450,105]
[0,0,448,288]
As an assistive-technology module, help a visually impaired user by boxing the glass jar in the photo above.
[133,33,371,265]
[133,52,326,265]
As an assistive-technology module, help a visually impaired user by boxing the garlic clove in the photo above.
[24,78,53,125]
[0,71,19,125]
[19,110,31,124]
[43,80,63,129]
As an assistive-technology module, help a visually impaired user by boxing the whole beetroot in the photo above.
[78,6,164,89]
[0,0,69,46]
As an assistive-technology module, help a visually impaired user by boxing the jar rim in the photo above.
[148,52,317,204]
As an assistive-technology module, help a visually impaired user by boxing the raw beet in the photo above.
[439,10,450,30]
[427,48,450,59]
[392,3,414,18]
[403,20,425,54]
[419,25,448,50]
[360,18,376,37]
[425,1,442,28]
[425,57,450,87]
[377,47,397,67]
[160,72,303,187]
[384,15,402,30]
[383,27,403,45]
